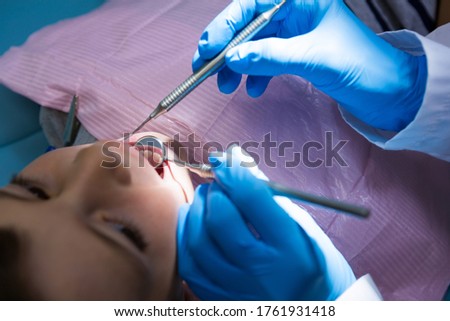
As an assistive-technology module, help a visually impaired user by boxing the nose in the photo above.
[63,141,133,198]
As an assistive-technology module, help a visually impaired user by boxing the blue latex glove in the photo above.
[177,147,355,300]
[193,0,427,132]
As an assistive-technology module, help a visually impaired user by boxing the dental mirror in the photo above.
[135,135,214,178]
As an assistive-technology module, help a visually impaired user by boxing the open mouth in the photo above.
[132,142,166,179]
[125,133,192,203]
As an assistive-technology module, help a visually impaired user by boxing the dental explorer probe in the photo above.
[135,135,370,219]
[187,164,370,219]
[130,0,287,134]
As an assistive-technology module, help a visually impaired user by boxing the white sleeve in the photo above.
[337,274,383,301]
[339,23,450,162]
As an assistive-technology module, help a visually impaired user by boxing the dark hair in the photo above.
[0,228,34,300]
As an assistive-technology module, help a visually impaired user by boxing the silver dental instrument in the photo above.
[135,135,370,219]
[63,95,81,147]
[135,135,213,178]
[130,0,287,134]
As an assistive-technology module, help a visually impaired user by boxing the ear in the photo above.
[182,281,200,301]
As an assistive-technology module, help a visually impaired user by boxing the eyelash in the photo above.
[10,175,50,200]
[104,218,148,251]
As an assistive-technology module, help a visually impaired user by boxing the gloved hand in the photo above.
[193,0,427,132]
[177,147,355,300]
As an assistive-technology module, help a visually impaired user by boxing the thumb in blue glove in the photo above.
[177,146,355,300]
[193,0,427,132]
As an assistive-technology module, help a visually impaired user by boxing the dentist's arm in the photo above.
[193,0,427,134]
[338,25,450,162]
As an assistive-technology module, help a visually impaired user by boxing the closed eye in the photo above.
[10,175,50,200]
[104,219,147,251]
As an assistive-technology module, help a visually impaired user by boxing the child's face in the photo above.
[0,133,194,300]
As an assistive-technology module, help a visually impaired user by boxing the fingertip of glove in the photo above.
[247,88,263,98]
[192,50,203,72]
[217,78,240,95]
[217,66,242,94]
[225,47,243,68]
[199,30,209,44]
[198,30,225,60]
[198,31,212,57]
[246,76,271,98]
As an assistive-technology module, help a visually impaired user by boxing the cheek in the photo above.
[129,186,183,298]
[136,185,182,247]
[28,222,151,300]
[134,185,183,241]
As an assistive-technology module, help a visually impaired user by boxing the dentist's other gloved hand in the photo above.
[177,147,355,300]
[193,0,427,132]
